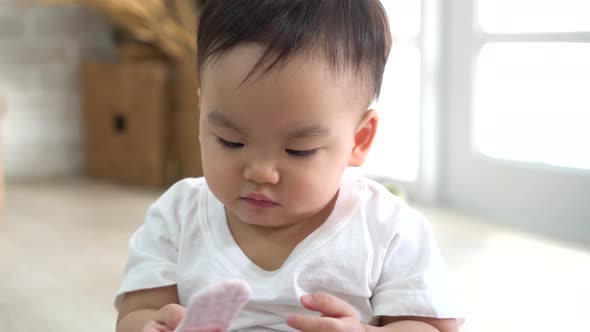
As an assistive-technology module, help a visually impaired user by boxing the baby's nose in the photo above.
[243,160,280,184]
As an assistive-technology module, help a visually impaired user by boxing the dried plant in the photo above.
[28,0,200,60]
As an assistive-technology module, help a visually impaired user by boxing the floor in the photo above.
[1,178,589,332]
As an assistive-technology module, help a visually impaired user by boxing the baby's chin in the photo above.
[227,204,311,228]
[234,212,294,229]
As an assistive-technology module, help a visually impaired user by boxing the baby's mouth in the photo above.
[240,193,278,208]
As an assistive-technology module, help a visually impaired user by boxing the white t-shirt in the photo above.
[115,172,463,331]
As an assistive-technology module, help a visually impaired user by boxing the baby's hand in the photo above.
[287,294,366,332]
[142,304,186,332]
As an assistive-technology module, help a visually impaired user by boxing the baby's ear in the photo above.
[349,110,378,167]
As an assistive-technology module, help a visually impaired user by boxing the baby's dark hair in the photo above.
[197,0,393,105]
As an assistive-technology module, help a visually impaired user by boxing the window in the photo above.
[478,0,590,33]
[356,1,590,242]
[443,0,590,244]
[474,43,590,170]
[473,0,590,170]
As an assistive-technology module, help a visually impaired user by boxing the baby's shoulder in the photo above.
[149,177,210,226]
[352,176,409,216]
[157,177,208,205]
[348,176,429,238]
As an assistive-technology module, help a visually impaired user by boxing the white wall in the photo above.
[0,3,115,179]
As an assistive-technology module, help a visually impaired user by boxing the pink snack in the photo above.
[174,279,252,332]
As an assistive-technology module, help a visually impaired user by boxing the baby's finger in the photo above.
[287,314,340,332]
[300,293,358,318]
[142,320,170,332]
[159,303,186,329]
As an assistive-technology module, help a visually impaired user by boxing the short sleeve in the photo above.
[114,184,185,310]
[371,207,463,320]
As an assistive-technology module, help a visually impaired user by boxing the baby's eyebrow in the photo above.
[207,110,329,138]
[207,110,244,133]
[288,125,331,139]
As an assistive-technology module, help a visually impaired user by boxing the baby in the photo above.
[115,0,463,331]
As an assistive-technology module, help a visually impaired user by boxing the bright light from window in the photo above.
[363,45,421,181]
[360,1,421,181]
[478,0,590,33]
[381,0,421,40]
[474,43,590,170]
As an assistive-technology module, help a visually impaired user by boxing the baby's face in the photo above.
[199,44,372,228]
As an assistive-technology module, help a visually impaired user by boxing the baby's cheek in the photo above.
[294,174,337,205]
[203,149,234,176]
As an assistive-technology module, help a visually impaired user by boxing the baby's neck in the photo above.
[225,196,337,271]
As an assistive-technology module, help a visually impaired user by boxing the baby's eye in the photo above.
[286,149,317,157]
[217,137,244,149]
